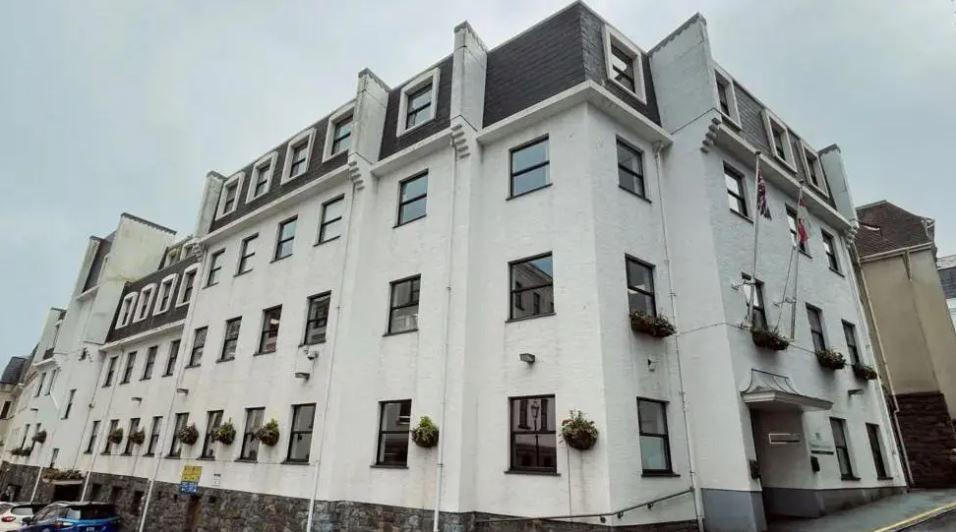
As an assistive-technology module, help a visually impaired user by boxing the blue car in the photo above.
[18,502,119,531]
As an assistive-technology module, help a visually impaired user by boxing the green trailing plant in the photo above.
[32,430,47,444]
[255,419,280,446]
[751,327,790,351]
[178,423,199,445]
[852,363,878,380]
[629,311,676,338]
[128,429,146,445]
[42,469,84,481]
[213,420,236,445]
[560,410,599,450]
[10,446,30,456]
[816,349,847,370]
[107,427,124,445]
[411,417,439,448]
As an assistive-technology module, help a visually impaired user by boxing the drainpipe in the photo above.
[306,177,360,532]
[431,136,460,532]
[653,143,704,531]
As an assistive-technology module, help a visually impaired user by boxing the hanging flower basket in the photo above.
[751,327,789,351]
[213,421,236,445]
[852,363,878,380]
[177,423,199,445]
[108,428,124,445]
[816,349,847,370]
[561,410,599,450]
[129,429,145,446]
[629,311,676,338]
[411,416,439,448]
[10,446,30,456]
[255,419,280,447]
[32,430,48,444]
[42,469,84,482]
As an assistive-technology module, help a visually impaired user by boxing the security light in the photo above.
[519,353,536,364]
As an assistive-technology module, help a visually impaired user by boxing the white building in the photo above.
[2,4,904,531]
[939,254,956,330]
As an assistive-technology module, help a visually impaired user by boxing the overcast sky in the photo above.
[1,0,954,366]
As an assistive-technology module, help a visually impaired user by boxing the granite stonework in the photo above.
[0,462,696,531]
[894,392,956,487]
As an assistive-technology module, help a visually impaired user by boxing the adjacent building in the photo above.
[938,254,956,330]
[1,4,905,531]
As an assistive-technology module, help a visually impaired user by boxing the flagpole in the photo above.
[746,151,763,328]
[789,184,806,340]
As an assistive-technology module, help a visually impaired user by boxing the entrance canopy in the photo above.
[741,370,832,412]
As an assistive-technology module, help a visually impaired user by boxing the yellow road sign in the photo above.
[181,465,202,483]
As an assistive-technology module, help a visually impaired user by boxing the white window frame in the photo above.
[761,109,796,171]
[175,264,200,308]
[322,103,355,162]
[800,141,829,196]
[133,284,157,323]
[215,172,245,219]
[281,128,317,184]
[714,66,740,127]
[396,68,440,137]
[117,293,138,328]
[246,152,278,203]
[603,25,646,104]
[153,274,178,315]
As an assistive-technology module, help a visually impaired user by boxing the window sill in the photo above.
[877,476,893,481]
[719,112,742,131]
[299,341,327,347]
[798,249,812,259]
[394,215,426,229]
[162,373,174,378]
[165,454,182,459]
[253,350,276,356]
[143,453,154,457]
[270,255,293,264]
[507,183,552,201]
[216,357,235,364]
[315,235,341,247]
[642,471,680,478]
[383,329,418,337]
[371,464,408,469]
[505,469,560,477]
[205,282,219,289]
[196,457,215,461]
[829,268,844,277]
[234,269,253,278]
[281,460,310,466]
[397,116,435,138]
[119,381,130,386]
[841,475,861,481]
[730,209,754,225]
[120,453,132,457]
[283,171,308,184]
[139,376,152,382]
[772,154,797,174]
[235,458,258,463]
[506,312,556,324]
[184,364,200,369]
[618,185,651,203]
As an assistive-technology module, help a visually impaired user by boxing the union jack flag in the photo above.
[756,169,772,220]
[797,195,810,244]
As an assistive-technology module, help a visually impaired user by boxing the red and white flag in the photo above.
[756,168,772,220]
[796,194,810,245]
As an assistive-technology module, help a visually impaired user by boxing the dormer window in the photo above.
[801,144,828,195]
[176,264,199,307]
[117,293,137,328]
[396,68,440,136]
[281,128,316,183]
[133,284,156,323]
[290,142,308,176]
[332,114,352,155]
[761,110,796,170]
[714,67,740,126]
[154,274,177,314]
[603,26,646,103]
[323,104,355,162]
[216,172,245,219]
[247,153,277,203]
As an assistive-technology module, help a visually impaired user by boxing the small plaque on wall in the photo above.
[769,432,801,445]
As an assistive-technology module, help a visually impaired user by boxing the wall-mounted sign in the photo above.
[179,465,202,495]
[769,432,801,445]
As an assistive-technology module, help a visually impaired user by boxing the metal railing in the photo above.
[474,486,694,526]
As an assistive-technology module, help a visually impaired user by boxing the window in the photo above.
[133,285,155,322]
[154,274,176,314]
[638,398,672,474]
[803,147,826,193]
[103,356,118,387]
[509,137,549,198]
[201,410,223,459]
[762,110,795,167]
[742,274,767,330]
[145,416,162,456]
[405,84,433,130]
[715,73,738,121]
[247,153,277,202]
[19,424,30,449]
[220,318,241,361]
[388,276,420,334]
[237,234,257,275]
[284,130,315,181]
[207,250,224,286]
[843,321,860,365]
[617,140,645,197]
[240,407,265,461]
[317,196,344,243]
[509,396,557,473]
[169,413,188,457]
[258,306,282,353]
[866,423,888,479]
[397,68,440,136]
[0,400,9,419]
[164,340,180,376]
[35,373,44,397]
[85,421,100,454]
[63,390,75,419]
[46,368,57,394]
[176,266,198,306]
[330,113,352,156]
[123,418,140,455]
[376,400,412,466]
[287,403,316,463]
[103,419,119,454]
[396,172,428,225]
[626,257,656,317]
[120,352,136,384]
[830,417,854,479]
[188,327,207,367]
[822,231,840,272]
[217,174,243,218]
[303,293,331,345]
[806,305,826,351]
[274,217,297,260]
[142,346,157,380]
[771,126,787,160]
[787,207,808,253]
[118,293,137,327]
[724,164,748,217]
[510,254,554,320]
[603,26,646,101]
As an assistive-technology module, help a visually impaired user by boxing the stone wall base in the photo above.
[763,485,905,518]
[895,391,956,487]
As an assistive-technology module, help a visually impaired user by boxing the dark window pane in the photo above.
[511,141,548,174]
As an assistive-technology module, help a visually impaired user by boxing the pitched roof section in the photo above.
[855,200,935,258]
[1,356,28,385]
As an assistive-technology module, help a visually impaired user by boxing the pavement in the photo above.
[767,489,956,532]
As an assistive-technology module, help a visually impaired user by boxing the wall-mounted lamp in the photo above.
[131,397,143,403]
[29,408,38,412]
[176,388,189,395]
[519,353,536,365]
[294,372,310,380]
[848,388,864,396]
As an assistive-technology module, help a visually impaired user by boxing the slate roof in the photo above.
[855,201,935,259]
[0,356,27,385]
[939,255,956,300]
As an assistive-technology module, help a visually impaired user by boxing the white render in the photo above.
[4,6,904,532]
